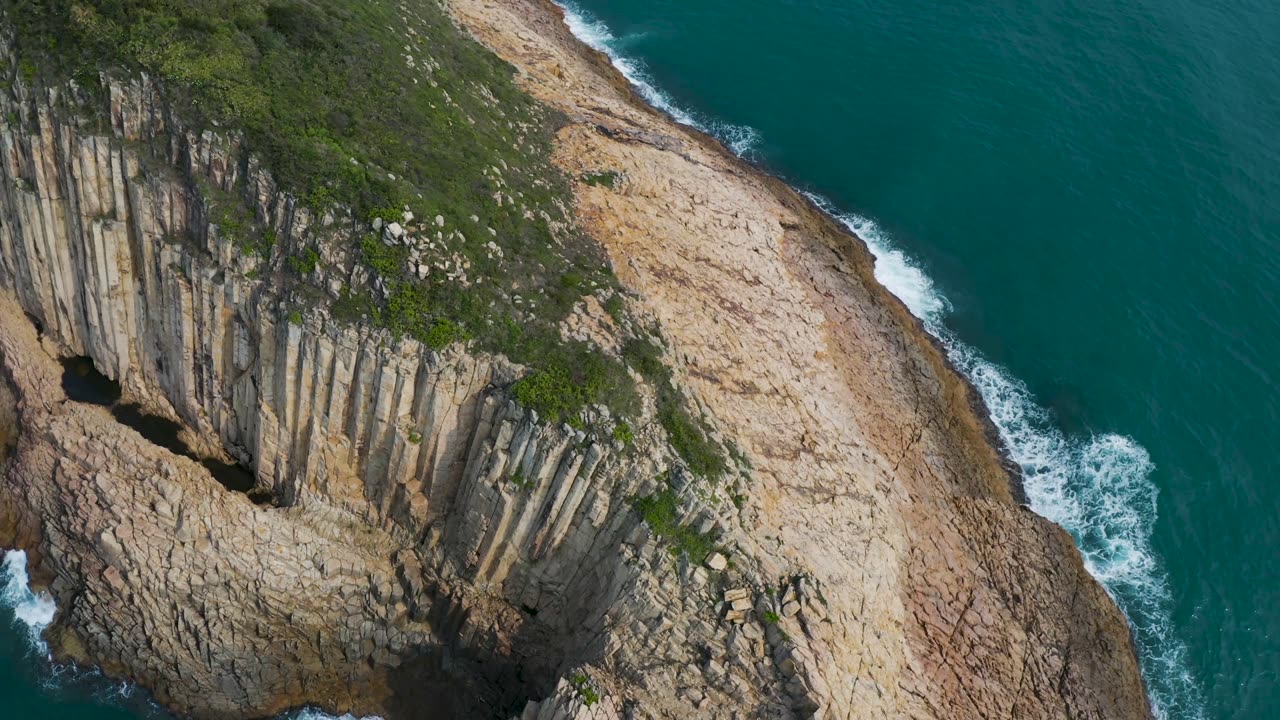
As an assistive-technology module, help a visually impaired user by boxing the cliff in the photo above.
[0,1,1151,719]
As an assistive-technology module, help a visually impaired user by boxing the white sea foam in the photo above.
[287,711,382,720]
[2,550,56,658]
[557,2,761,157]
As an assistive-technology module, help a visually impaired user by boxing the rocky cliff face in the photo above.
[0,2,1151,720]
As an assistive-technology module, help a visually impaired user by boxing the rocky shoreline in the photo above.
[447,0,1153,713]
[0,1,1151,719]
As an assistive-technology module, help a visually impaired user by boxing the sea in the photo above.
[4,0,1279,718]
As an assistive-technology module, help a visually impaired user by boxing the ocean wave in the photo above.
[287,711,381,720]
[556,2,762,157]
[811,204,1205,720]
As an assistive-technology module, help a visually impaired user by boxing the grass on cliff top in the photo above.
[3,0,643,425]
[622,337,727,480]
[1,1,738,459]
[5,0,555,223]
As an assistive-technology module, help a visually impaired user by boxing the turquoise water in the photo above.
[4,0,1279,717]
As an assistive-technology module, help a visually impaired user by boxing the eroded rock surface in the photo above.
[0,2,1151,720]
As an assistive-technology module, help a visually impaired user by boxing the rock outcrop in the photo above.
[0,301,435,717]
[0,2,1152,720]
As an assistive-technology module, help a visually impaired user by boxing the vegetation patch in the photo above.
[582,170,620,189]
[4,0,639,424]
[611,420,634,445]
[286,247,320,275]
[508,468,535,491]
[602,293,626,325]
[632,479,720,566]
[7,0,555,222]
[623,338,727,479]
[570,672,600,707]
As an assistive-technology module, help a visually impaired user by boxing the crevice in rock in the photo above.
[0,372,16,462]
[59,356,274,505]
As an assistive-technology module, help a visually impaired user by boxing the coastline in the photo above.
[446,0,1151,715]
[539,0,1033,502]
[465,0,1026,499]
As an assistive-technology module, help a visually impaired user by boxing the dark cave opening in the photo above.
[60,356,274,505]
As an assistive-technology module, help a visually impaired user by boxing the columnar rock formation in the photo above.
[0,3,1152,720]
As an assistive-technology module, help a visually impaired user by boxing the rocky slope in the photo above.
[0,1,1151,719]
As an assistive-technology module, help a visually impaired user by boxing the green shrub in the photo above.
[511,344,636,426]
[582,171,620,189]
[632,482,719,566]
[382,283,431,338]
[331,289,375,323]
[246,227,277,260]
[559,271,584,290]
[762,610,780,624]
[660,403,727,480]
[623,338,727,479]
[622,338,667,383]
[360,234,407,278]
[512,365,579,424]
[603,294,626,325]
[612,420,634,445]
[286,247,320,275]
[570,673,600,707]
[422,318,465,350]
[508,468,534,491]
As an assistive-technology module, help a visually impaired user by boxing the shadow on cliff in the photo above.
[382,535,632,719]
[383,586,558,719]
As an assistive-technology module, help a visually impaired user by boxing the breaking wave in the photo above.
[287,712,381,720]
[552,6,1203,718]
[557,2,762,157]
[1,550,55,657]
